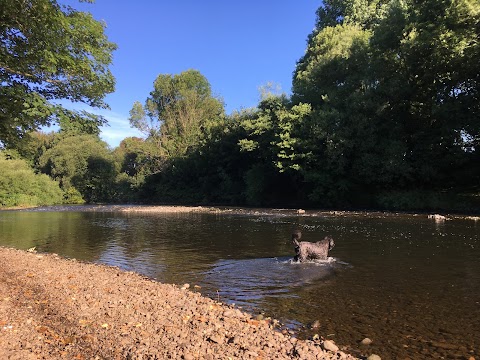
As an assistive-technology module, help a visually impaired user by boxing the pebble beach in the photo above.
[0,247,359,359]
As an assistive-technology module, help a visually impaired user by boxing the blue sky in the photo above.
[64,1,320,147]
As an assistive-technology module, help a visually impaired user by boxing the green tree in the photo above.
[238,95,312,173]
[292,22,375,205]
[369,0,480,189]
[39,134,116,203]
[14,130,57,168]
[113,137,165,178]
[129,69,225,158]
[291,0,480,206]
[0,0,116,147]
[112,137,166,202]
[314,0,388,30]
[235,96,312,206]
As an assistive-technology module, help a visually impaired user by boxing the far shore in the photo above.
[3,204,480,221]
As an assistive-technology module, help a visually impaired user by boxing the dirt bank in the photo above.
[0,247,358,359]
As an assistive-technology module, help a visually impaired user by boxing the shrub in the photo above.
[0,152,64,207]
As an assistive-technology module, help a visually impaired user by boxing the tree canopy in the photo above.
[291,0,480,205]
[39,134,115,203]
[0,0,116,147]
[129,69,225,158]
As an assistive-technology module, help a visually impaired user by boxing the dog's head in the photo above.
[291,229,302,246]
[325,236,335,251]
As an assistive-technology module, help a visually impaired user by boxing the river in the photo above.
[0,206,478,359]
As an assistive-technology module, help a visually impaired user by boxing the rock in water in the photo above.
[361,338,373,345]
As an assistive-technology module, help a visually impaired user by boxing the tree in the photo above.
[129,69,225,158]
[238,95,312,173]
[314,0,389,31]
[369,0,480,189]
[0,0,116,147]
[111,136,166,202]
[235,95,312,206]
[39,134,116,203]
[14,130,57,168]
[292,22,376,204]
[291,0,480,206]
[114,137,165,178]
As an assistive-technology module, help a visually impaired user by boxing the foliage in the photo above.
[14,131,58,168]
[131,2,478,210]
[111,137,166,202]
[235,96,311,205]
[129,69,225,158]
[140,119,246,205]
[113,137,165,178]
[0,151,64,207]
[0,0,116,147]
[38,134,116,203]
[142,98,311,208]
[291,0,480,206]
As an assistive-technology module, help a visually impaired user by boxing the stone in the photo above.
[322,340,339,352]
[367,355,381,360]
[223,309,235,318]
[208,335,223,344]
[361,338,373,345]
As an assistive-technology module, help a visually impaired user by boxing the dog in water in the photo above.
[292,229,335,262]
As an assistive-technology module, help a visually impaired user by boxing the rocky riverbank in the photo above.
[0,247,359,359]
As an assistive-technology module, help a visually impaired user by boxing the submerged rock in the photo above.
[361,338,373,345]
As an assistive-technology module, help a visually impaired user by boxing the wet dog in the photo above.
[292,230,335,262]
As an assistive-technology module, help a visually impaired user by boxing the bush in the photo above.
[0,152,64,207]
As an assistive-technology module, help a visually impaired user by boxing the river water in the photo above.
[0,206,478,359]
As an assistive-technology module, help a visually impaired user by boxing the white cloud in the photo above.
[46,100,145,148]
[99,111,144,148]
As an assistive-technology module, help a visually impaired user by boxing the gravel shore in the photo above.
[0,247,358,359]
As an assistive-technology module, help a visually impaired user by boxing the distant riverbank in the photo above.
[6,204,480,222]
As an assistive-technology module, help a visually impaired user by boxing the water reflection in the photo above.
[0,208,479,359]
